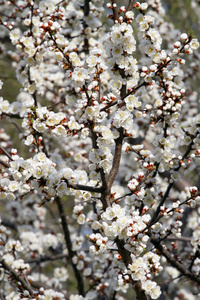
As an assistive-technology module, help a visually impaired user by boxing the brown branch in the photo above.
[86,119,108,207]
[105,83,147,298]
[111,0,119,22]
[99,127,124,210]
[166,236,191,242]
[65,179,103,193]
[107,127,124,191]
[99,44,148,298]
[126,0,135,12]
[55,197,85,296]
[0,145,13,161]
[28,280,49,290]
[151,238,200,285]
[0,256,34,297]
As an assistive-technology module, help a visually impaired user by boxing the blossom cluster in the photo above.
[0,0,200,299]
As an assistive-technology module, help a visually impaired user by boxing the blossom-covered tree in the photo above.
[0,0,200,299]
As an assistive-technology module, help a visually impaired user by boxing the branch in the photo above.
[2,112,23,119]
[148,134,198,227]
[141,139,191,192]
[1,218,18,231]
[87,120,108,209]
[116,238,149,300]
[166,236,191,242]
[65,179,103,193]
[99,42,148,298]
[82,0,91,53]
[151,238,200,285]
[149,181,174,227]
[126,0,135,12]
[39,134,49,158]
[101,81,148,113]
[107,127,124,190]
[101,58,174,114]
[189,249,200,272]
[0,256,34,297]
[9,0,23,11]
[26,253,68,264]
[0,159,9,168]
[0,145,13,161]
[111,0,119,22]
[84,0,90,16]
[55,197,85,296]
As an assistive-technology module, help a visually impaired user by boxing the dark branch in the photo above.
[55,197,85,296]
